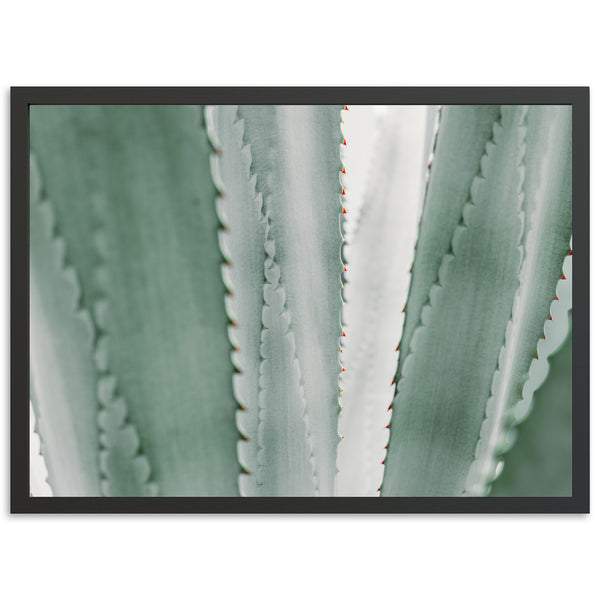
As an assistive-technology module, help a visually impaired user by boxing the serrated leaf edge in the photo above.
[205,105,267,490]
[255,223,319,495]
[31,152,159,497]
[483,244,573,494]
[381,106,528,495]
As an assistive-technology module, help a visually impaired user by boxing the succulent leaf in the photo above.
[252,230,318,496]
[29,154,102,495]
[397,106,501,374]
[236,106,344,495]
[490,314,572,497]
[465,107,572,494]
[382,106,529,496]
[30,106,239,496]
[209,105,268,491]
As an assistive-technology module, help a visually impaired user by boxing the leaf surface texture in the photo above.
[30,106,240,496]
[382,106,529,496]
[236,106,344,495]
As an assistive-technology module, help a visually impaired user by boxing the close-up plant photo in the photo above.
[27,102,573,499]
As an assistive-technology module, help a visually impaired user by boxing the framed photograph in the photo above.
[11,87,589,513]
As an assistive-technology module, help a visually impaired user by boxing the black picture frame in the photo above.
[11,87,590,514]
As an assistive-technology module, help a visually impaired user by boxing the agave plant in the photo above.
[29,103,572,498]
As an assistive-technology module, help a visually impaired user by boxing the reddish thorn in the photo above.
[227,289,233,297]
[385,424,390,429]
[241,405,246,411]
[231,321,237,327]
[384,445,388,450]
[340,388,344,393]
[243,468,249,475]
[536,353,539,360]
[342,167,346,174]
[569,249,573,255]
[225,259,232,266]
[409,265,413,273]
[391,378,396,386]
[395,343,400,351]
[344,266,347,272]
[542,334,546,340]
[344,105,349,110]
[343,207,347,214]
[342,188,346,195]
[427,161,432,169]
[340,348,343,353]
[387,403,393,411]
[343,138,347,146]
[402,305,406,313]
[342,331,346,337]
[556,296,559,301]
[233,346,239,352]
[377,487,381,492]
[340,436,344,439]
[549,315,553,321]
[342,367,346,372]
[562,274,567,280]
[381,460,386,465]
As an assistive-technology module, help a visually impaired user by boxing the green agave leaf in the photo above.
[465,107,572,494]
[491,313,572,497]
[381,106,529,496]
[255,231,318,495]
[31,152,157,497]
[29,155,101,495]
[336,106,430,496]
[236,106,344,495]
[212,106,321,496]
[30,107,108,313]
[209,106,268,492]
[397,105,501,374]
[30,106,239,496]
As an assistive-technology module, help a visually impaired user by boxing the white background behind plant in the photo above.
[2,2,598,598]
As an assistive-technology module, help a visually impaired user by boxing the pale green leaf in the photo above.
[29,154,101,495]
[30,106,239,496]
[236,106,344,495]
[490,315,572,497]
[255,231,318,495]
[465,107,572,494]
[397,105,501,373]
[210,105,268,491]
[382,106,528,496]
